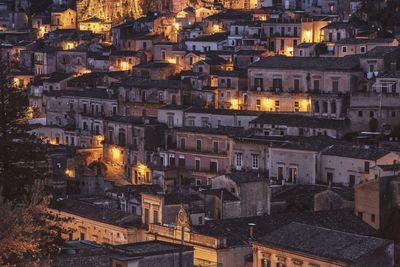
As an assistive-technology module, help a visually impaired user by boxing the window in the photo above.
[80,232,85,240]
[358,110,363,117]
[277,263,286,267]
[180,138,185,149]
[195,159,200,171]
[261,259,271,267]
[364,161,370,173]
[313,79,320,90]
[360,46,366,53]
[275,100,280,112]
[273,78,282,91]
[342,46,347,53]
[251,154,259,169]
[294,79,300,91]
[178,157,185,168]
[294,101,299,112]
[235,153,243,169]
[144,208,149,224]
[167,115,174,127]
[196,140,202,151]
[278,166,284,179]
[288,167,297,183]
[371,214,375,222]
[254,78,263,90]
[370,111,374,118]
[153,210,159,224]
[213,141,219,153]
[357,211,363,218]
[210,161,218,172]
[369,64,375,72]
[349,175,355,187]
[327,172,333,184]
[332,80,339,93]
[392,111,396,117]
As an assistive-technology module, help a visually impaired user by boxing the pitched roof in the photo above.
[178,126,247,137]
[121,79,191,90]
[322,145,393,160]
[188,32,228,42]
[193,210,377,247]
[110,241,193,258]
[249,55,360,71]
[255,222,392,265]
[272,184,354,209]
[51,199,140,228]
[250,113,349,130]
[224,172,267,184]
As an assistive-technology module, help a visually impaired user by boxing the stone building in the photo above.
[211,172,270,217]
[76,0,141,25]
[148,209,377,267]
[355,175,400,230]
[253,222,394,267]
[49,198,146,245]
[320,145,400,186]
[51,7,77,31]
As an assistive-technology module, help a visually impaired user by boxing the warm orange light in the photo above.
[303,30,312,43]
[78,68,92,75]
[212,24,221,33]
[65,42,76,50]
[230,98,240,110]
[111,146,122,162]
[119,61,132,71]
[65,169,75,177]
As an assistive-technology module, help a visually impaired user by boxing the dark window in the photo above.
[364,161,370,173]
[254,78,263,90]
[196,140,201,151]
[273,78,282,91]
[294,79,300,91]
[349,175,355,187]
[210,161,217,172]
[261,259,271,267]
[144,208,149,224]
[178,158,186,168]
[313,79,320,91]
[332,80,339,92]
[371,214,375,222]
[153,210,159,224]
[213,141,219,153]
[358,110,363,117]
[327,172,333,184]
[180,138,186,149]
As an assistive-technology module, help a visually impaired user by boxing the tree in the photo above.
[0,59,48,201]
[0,60,63,265]
[0,186,63,266]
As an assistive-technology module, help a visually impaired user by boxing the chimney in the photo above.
[248,223,256,240]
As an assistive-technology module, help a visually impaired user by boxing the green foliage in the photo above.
[0,60,48,201]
